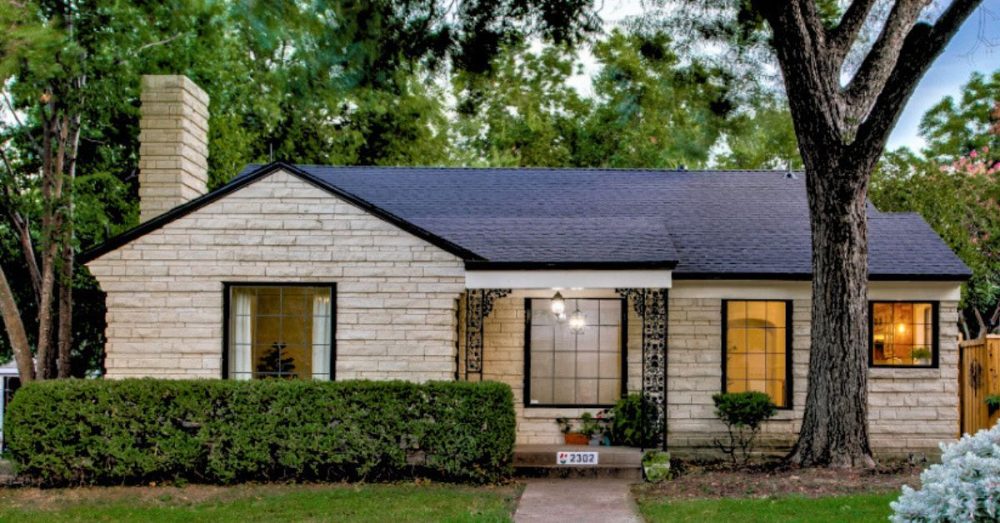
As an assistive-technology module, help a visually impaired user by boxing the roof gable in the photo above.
[80,163,483,264]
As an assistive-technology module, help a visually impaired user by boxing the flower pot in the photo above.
[564,432,589,445]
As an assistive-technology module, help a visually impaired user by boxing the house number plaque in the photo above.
[556,451,598,465]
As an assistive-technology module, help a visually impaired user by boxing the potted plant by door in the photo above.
[556,414,601,445]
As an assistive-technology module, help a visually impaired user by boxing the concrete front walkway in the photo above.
[514,478,641,523]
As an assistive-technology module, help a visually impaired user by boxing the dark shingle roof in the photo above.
[236,165,968,279]
[82,162,970,281]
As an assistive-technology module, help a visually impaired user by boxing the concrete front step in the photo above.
[514,444,643,480]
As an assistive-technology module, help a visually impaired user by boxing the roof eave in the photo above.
[672,271,971,282]
[464,260,678,271]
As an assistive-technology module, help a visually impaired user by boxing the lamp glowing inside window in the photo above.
[871,302,935,367]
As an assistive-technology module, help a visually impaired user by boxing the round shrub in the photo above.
[890,422,1000,522]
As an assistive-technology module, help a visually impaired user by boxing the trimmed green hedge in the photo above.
[6,379,515,485]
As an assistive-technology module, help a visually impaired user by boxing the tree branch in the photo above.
[989,302,1000,334]
[853,0,984,158]
[752,1,845,148]
[0,146,42,306]
[135,32,182,53]
[973,307,987,340]
[828,0,881,62]
[843,0,932,128]
[959,314,971,340]
[0,264,33,382]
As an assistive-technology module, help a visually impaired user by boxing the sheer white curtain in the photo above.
[230,288,254,380]
[312,291,332,380]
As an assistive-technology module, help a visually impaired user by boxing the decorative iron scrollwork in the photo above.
[464,289,511,375]
[617,288,668,448]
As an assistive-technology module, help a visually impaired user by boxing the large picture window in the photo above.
[870,302,937,368]
[723,300,792,408]
[525,298,625,407]
[226,284,335,380]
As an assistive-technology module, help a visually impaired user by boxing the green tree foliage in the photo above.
[0,0,601,372]
[580,29,733,168]
[920,71,1000,166]
[872,70,1000,337]
[454,28,799,169]
[453,44,590,166]
[715,98,800,169]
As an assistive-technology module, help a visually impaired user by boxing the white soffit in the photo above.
[465,270,673,289]
[670,280,962,301]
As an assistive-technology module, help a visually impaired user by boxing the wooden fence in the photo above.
[959,335,1000,435]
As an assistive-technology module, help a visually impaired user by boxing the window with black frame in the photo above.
[870,302,936,367]
[227,285,334,380]
[723,300,791,408]
[526,298,624,407]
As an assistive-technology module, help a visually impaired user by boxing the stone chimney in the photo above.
[138,75,209,222]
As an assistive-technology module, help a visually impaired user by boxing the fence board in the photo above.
[960,335,1000,435]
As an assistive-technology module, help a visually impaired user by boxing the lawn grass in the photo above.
[638,492,898,523]
[0,482,522,523]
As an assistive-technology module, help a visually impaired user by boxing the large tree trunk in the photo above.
[0,266,34,381]
[789,158,875,468]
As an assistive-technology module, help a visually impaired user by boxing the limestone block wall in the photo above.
[666,295,960,458]
[88,170,466,380]
[472,286,958,453]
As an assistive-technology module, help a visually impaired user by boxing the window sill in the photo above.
[522,406,612,418]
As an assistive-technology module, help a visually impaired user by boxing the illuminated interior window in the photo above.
[724,300,790,407]
[871,302,935,367]
[228,285,334,380]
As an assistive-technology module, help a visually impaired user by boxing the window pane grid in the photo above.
[528,298,623,406]
[228,286,333,380]
[726,300,788,407]
[872,302,934,367]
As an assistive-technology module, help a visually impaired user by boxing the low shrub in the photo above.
[890,423,1000,522]
[605,393,660,447]
[6,379,515,486]
[711,391,777,466]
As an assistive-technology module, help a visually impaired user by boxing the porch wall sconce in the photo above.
[550,291,566,320]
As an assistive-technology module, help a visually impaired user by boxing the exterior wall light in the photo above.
[551,291,566,316]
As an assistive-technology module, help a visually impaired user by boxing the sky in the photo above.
[581,0,1000,152]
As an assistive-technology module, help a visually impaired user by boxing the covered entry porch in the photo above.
[456,269,671,449]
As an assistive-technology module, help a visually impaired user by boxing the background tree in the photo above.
[872,70,1000,338]
[0,0,602,378]
[453,26,799,169]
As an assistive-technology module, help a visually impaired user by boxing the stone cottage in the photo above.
[82,75,970,456]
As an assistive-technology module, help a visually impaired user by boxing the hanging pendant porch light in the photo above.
[568,308,586,333]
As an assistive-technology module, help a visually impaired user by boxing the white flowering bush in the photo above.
[890,423,1000,522]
